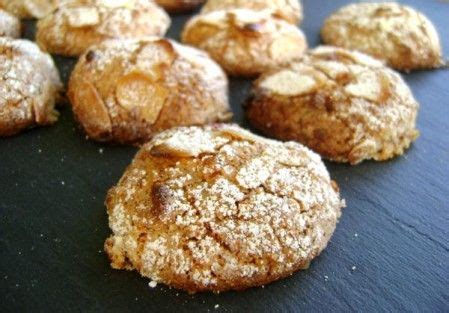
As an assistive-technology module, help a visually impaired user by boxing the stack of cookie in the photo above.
[0,0,445,294]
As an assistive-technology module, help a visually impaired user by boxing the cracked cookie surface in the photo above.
[104,124,344,293]
[68,37,231,144]
[0,38,62,136]
[321,2,443,71]
[245,46,420,165]
[36,0,170,56]
[181,9,307,77]
[201,0,303,25]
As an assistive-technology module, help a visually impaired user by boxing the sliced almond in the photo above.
[216,125,266,143]
[229,9,270,26]
[72,82,112,138]
[259,70,317,96]
[194,10,228,28]
[269,36,304,62]
[25,0,54,18]
[116,72,166,124]
[66,7,100,28]
[150,128,228,157]
[136,40,176,79]
[312,46,383,68]
[344,71,382,102]
[313,60,349,80]
[102,0,135,9]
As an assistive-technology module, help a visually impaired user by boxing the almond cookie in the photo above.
[321,2,443,71]
[0,38,62,136]
[155,0,204,13]
[104,124,344,293]
[36,0,170,56]
[201,0,303,25]
[245,46,420,165]
[181,9,307,77]
[0,0,61,19]
[68,38,232,144]
[0,9,21,38]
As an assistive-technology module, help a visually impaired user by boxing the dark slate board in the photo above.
[0,0,448,311]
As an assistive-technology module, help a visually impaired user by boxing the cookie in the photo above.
[0,9,21,38]
[155,0,204,13]
[68,38,232,144]
[0,0,60,19]
[182,9,307,77]
[201,0,303,25]
[321,2,443,71]
[245,46,420,165]
[104,124,344,293]
[0,38,62,136]
[36,0,170,56]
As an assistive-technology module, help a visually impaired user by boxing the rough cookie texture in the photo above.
[0,38,62,136]
[0,0,61,19]
[201,0,303,25]
[155,0,204,13]
[104,124,344,293]
[36,0,170,56]
[245,46,420,165]
[321,2,443,71]
[181,9,307,77]
[68,38,231,144]
[0,9,21,38]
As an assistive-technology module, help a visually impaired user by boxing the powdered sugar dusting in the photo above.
[104,125,344,293]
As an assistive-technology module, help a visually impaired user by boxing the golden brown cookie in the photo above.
[181,9,307,77]
[36,0,170,56]
[104,124,344,293]
[68,37,232,144]
[155,0,204,13]
[321,2,444,71]
[245,46,420,165]
[0,38,62,136]
[0,9,21,37]
[0,0,61,19]
[201,0,303,25]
